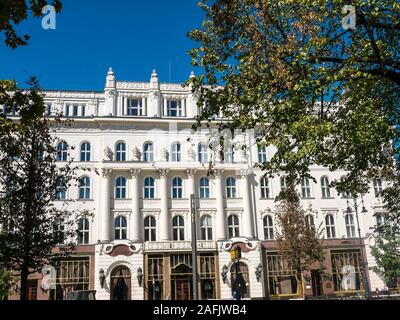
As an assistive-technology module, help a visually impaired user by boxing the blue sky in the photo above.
[0,0,205,90]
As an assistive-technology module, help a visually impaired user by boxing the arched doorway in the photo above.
[110,265,131,300]
[171,263,193,300]
[230,262,250,299]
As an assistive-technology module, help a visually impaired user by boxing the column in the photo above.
[163,98,168,116]
[214,169,226,240]
[130,169,141,242]
[240,170,255,239]
[142,97,146,116]
[117,93,122,116]
[100,168,112,242]
[124,96,128,115]
[159,169,170,241]
[186,169,197,241]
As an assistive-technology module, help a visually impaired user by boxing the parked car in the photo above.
[66,290,96,300]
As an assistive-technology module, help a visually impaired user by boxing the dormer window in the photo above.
[127,99,143,116]
[167,100,182,117]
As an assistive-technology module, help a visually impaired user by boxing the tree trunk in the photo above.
[297,270,304,299]
[19,265,28,301]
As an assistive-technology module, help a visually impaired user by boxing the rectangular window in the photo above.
[147,256,164,300]
[127,99,143,116]
[167,100,182,117]
[73,105,79,117]
[330,250,363,292]
[266,252,299,296]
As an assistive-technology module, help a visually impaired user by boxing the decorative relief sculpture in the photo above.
[103,147,113,161]
[132,146,142,161]
[160,147,169,162]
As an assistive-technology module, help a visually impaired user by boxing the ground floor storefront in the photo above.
[7,238,388,300]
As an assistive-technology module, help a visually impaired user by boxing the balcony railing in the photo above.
[144,240,216,252]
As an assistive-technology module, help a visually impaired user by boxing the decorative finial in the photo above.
[151,69,158,77]
[108,67,114,75]
[190,71,195,78]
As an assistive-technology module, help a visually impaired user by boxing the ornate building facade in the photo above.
[14,68,388,300]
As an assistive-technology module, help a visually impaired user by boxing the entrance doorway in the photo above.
[110,265,131,300]
[171,263,193,300]
[230,262,250,299]
[311,270,323,296]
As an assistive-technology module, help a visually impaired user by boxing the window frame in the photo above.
[114,216,127,240]
[228,214,240,238]
[172,177,183,199]
[115,176,127,199]
[172,215,185,241]
[226,177,237,198]
[116,142,127,162]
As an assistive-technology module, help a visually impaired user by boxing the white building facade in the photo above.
[23,68,388,300]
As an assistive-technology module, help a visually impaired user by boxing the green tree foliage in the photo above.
[371,166,400,289]
[370,222,400,289]
[188,0,400,194]
[0,0,62,48]
[0,266,16,300]
[0,78,88,300]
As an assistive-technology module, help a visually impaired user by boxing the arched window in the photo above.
[321,176,331,198]
[198,143,208,163]
[143,142,154,162]
[263,215,274,240]
[55,177,67,200]
[258,145,267,163]
[172,216,185,241]
[144,177,155,199]
[305,214,315,228]
[56,141,68,161]
[228,215,239,238]
[116,142,126,161]
[373,178,383,197]
[80,142,91,162]
[376,213,384,227]
[79,176,91,200]
[325,214,336,239]
[171,143,181,162]
[144,216,156,242]
[224,145,234,163]
[301,177,312,198]
[114,216,127,240]
[280,176,287,191]
[339,176,351,198]
[200,215,213,240]
[226,177,237,198]
[199,177,210,199]
[345,214,356,238]
[54,218,65,244]
[116,177,127,199]
[260,177,270,199]
[77,218,90,244]
[172,177,183,199]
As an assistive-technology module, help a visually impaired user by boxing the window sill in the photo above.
[321,197,335,199]
[260,197,274,200]
[301,197,315,200]
[77,199,94,202]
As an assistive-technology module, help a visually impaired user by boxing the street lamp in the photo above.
[99,268,105,289]
[137,267,143,287]
[255,264,263,282]
[346,194,370,298]
[221,265,228,283]
[230,246,242,300]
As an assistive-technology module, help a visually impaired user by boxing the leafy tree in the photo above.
[0,78,87,300]
[188,0,400,194]
[274,181,325,298]
[0,0,62,49]
[0,265,16,300]
[370,219,400,290]
[370,165,400,290]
